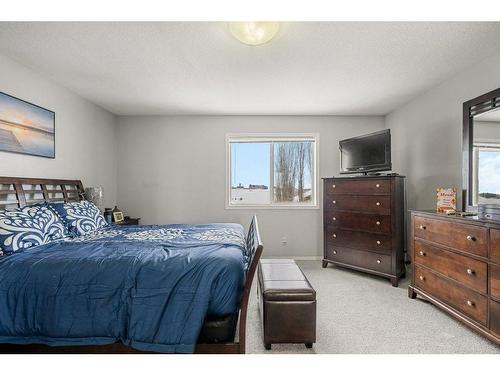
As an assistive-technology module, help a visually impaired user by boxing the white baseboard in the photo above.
[261,256,322,261]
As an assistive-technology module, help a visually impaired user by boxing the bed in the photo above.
[0,177,263,354]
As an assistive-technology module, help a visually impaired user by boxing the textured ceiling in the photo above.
[1,22,500,116]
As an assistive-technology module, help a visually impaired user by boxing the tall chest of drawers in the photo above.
[322,176,406,287]
[409,211,500,346]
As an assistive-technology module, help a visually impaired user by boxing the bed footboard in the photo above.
[196,214,263,354]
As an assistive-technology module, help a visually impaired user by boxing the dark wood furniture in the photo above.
[408,210,500,346]
[462,88,500,211]
[0,176,84,209]
[115,218,140,225]
[257,259,316,350]
[0,176,263,354]
[322,175,406,286]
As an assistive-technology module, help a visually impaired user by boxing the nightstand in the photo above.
[114,218,140,226]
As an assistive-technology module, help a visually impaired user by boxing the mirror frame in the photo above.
[462,87,500,212]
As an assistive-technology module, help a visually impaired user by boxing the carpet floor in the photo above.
[245,260,500,354]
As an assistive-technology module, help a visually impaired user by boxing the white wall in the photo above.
[385,51,500,211]
[0,54,117,207]
[116,115,384,258]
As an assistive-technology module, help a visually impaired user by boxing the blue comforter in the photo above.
[0,223,247,353]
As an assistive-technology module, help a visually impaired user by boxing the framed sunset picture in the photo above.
[0,91,55,158]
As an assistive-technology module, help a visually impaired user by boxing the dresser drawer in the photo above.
[491,264,500,301]
[326,228,392,254]
[491,229,500,263]
[325,179,390,195]
[414,265,487,325]
[325,195,391,214]
[490,300,500,337]
[325,245,347,263]
[326,246,391,274]
[413,216,488,257]
[413,240,487,293]
[325,211,391,234]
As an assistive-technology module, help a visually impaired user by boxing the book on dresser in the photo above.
[408,211,500,346]
[322,175,406,287]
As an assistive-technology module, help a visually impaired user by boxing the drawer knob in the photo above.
[332,200,336,204]
[333,250,337,255]
[466,268,474,275]
[419,251,425,256]
[376,259,381,264]
[376,202,381,206]
[419,275,425,281]
[376,221,381,226]
[467,300,474,307]
[332,234,337,238]
[419,225,426,230]
[375,184,380,188]
[376,240,381,245]
[332,184,336,188]
[466,235,475,241]
[332,217,337,221]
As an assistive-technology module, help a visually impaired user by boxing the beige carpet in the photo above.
[245,260,500,354]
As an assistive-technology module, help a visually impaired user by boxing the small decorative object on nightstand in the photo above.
[110,206,139,225]
[113,211,124,223]
[111,205,125,223]
[114,217,140,226]
[104,208,113,224]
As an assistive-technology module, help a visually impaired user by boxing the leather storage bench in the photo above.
[257,259,316,350]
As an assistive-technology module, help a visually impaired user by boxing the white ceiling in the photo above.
[1,22,500,116]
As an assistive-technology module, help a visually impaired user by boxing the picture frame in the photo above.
[0,91,55,158]
[436,187,457,213]
[113,211,124,223]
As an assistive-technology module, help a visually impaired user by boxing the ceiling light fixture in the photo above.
[228,22,280,46]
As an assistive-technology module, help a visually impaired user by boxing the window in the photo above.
[227,134,318,208]
[472,142,500,205]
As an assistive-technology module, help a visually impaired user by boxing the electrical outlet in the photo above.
[281,236,287,245]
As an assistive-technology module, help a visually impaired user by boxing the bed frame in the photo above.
[0,176,85,209]
[0,176,263,354]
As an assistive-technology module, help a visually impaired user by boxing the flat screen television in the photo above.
[339,129,391,174]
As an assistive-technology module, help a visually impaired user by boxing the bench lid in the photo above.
[258,259,316,301]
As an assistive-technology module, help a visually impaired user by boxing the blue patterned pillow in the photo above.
[0,205,68,256]
[48,200,108,236]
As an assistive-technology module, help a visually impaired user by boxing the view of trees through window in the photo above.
[273,142,313,203]
[229,137,315,206]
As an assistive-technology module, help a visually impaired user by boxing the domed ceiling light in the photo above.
[228,22,280,46]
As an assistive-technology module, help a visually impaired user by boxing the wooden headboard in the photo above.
[0,176,84,209]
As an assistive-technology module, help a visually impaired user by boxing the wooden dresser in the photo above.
[409,211,500,345]
[322,176,406,286]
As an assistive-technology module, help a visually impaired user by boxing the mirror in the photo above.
[471,108,500,206]
[463,88,500,211]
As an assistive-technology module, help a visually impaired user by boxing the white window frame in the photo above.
[226,133,319,209]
